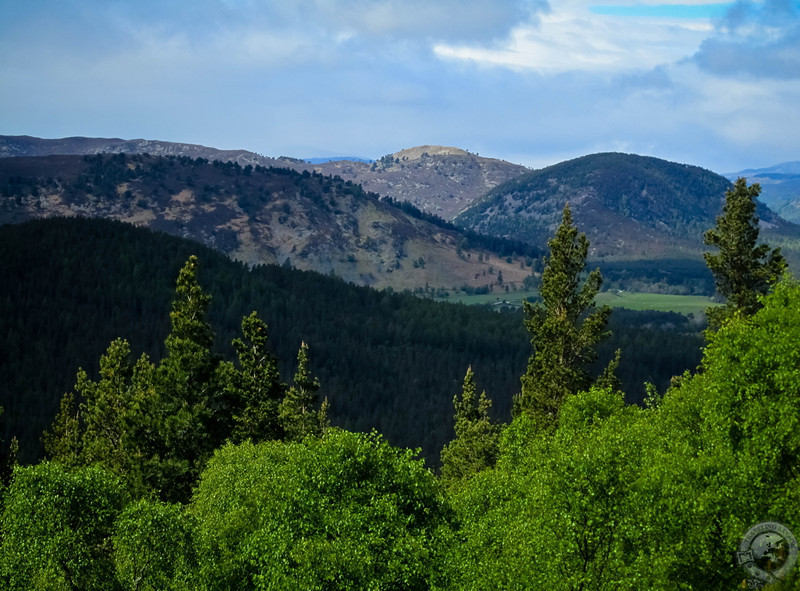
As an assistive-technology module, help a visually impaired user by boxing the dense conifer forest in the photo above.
[0,217,703,463]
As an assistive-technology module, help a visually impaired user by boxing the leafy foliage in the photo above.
[5,212,800,588]
[112,499,198,591]
[0,462,126,591]
[449,277,800,589]
[191,430,452,590]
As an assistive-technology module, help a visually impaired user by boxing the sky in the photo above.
[1,0,799,174]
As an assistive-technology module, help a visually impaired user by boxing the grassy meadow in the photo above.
[441,289,720,315]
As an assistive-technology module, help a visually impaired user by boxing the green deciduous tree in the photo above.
[703,177,786,329]
[278,342,328,442]
[514,203,612,428]
[440,366,500,484]
[191,431,452,590]
[448,387,650,590]
[450,277,800,590]
[113,499,198,591]
[0,462,126,591]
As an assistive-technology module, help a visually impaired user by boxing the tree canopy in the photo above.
[191,431,452,590]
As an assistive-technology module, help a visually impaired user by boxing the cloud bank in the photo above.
[1,0,799,172]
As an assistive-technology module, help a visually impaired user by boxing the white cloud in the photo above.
[434,1,715,74]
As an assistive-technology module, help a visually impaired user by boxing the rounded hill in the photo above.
[454,152,793,257]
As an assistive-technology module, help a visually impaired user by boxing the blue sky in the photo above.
[1,0,799,173]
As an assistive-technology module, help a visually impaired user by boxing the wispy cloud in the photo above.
[434,1,717,73]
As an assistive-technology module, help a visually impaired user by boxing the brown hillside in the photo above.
[0,154,533,292]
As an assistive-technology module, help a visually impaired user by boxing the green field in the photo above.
[595,291,720,314]
[438,290,538,307]
[440,290,719,315]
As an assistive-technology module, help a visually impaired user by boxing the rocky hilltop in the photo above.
[308,145,529,219]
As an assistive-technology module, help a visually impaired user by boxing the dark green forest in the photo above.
[2,174,800,589]
[0,217,703,464]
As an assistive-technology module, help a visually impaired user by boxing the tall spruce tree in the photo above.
[514,203,612,428]
[440,366,500,483]
[703,178,786,329]
[42,391,83,468]
[228,311,286,443]
[278,342,329,442]
[155,255,227,501]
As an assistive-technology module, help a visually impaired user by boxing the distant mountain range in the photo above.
[725,162,800,224]
[0,136,529,221]
[2,135,797,290]
[0,134,293,168]
[304,156,374,164]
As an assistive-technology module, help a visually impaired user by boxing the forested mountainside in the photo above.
[1,183,789,589]
[0,153,533,291]
[0,217,704,463]
[455,152,798,257]
[0,136,531,220]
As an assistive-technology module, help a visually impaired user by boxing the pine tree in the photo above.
[440,366,500,483]
[80,340,138,469]
[514,203,612,428]
[42,391,83,468]
[703,178,786,329]
[229,311,286,443]
[161,255,216,399]
[155,255,226,501]
[42,339,157,496]
[278,342,328,441]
